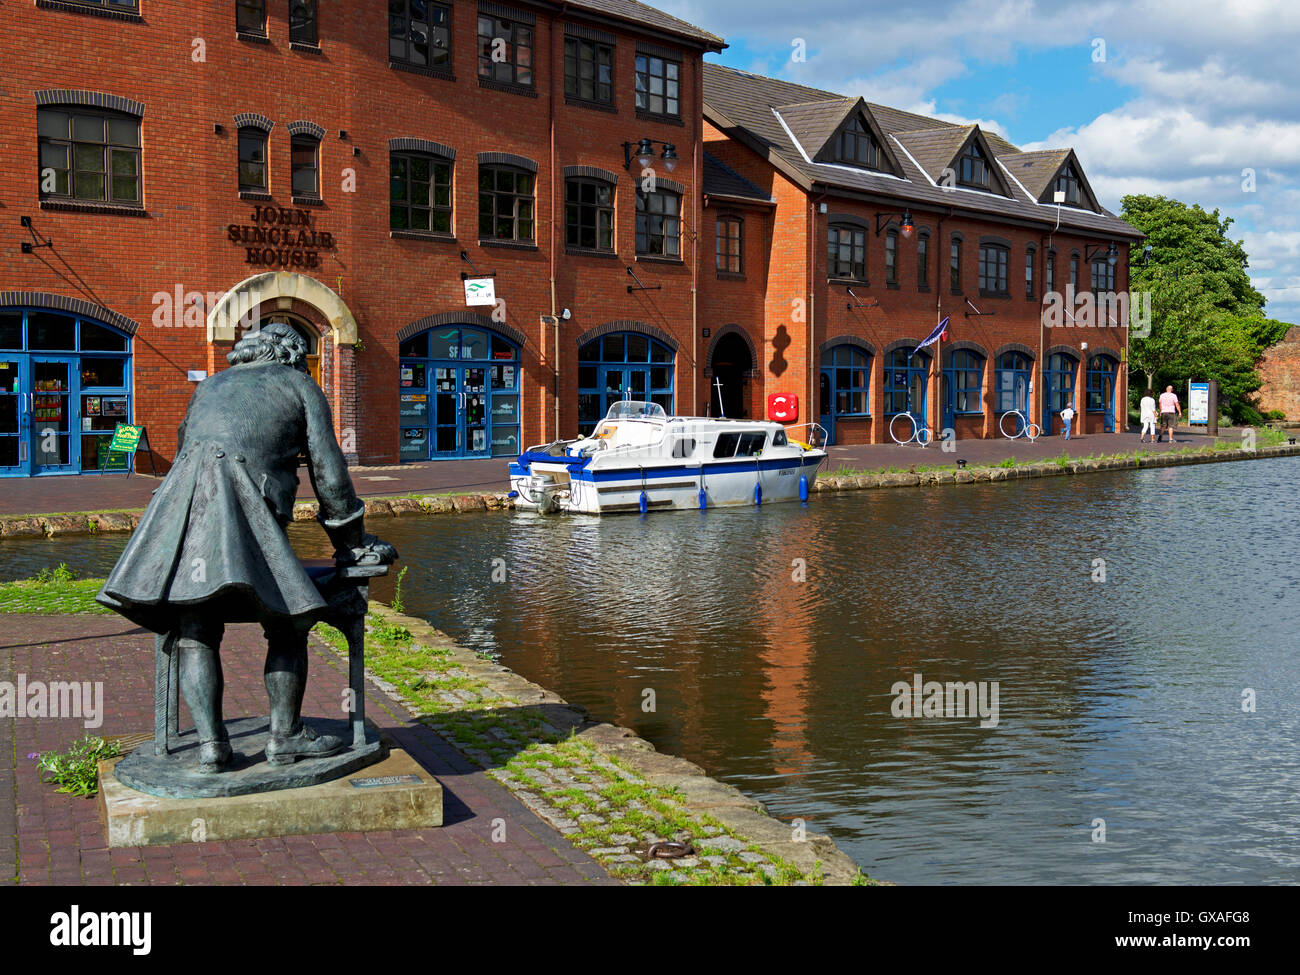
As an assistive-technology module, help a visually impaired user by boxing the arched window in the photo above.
[479,165,535,243]
[1087,354,1118,431]
[290,133,321,200]
[978,243,1009,295]
[995,351,1032,415]
[636,189,681,258]
[1046,250,1056,295]
[238,127,268,192]
[391,151,452,233]
[398,325,520,459]
[38,106,141,206]
[819,345,870,416]
[917,231,930,289]
[828,223,866,280]
[565,177,614,252]
[0,308,133,476]
[1025,245,1036,299]
[944,349,983,415]
[885,229,898,286]
[950,235,963,292]
[577,332,674,435]
[883,348,929,419]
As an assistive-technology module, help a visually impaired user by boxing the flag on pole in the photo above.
[912,316,949,357]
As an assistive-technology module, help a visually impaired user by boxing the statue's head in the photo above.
[227,322,308,372]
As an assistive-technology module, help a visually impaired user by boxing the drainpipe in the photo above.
[692,80,701,415]
[809,187,828,433]
[550,6,565,440]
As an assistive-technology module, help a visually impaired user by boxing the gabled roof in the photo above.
[997,149,1071,199]
[702,62,1141,239]
[703,152,773,203]
[892,125,976,183]
[1002,148,1103,212]
[774,97,905,177]
[567,0,725,50]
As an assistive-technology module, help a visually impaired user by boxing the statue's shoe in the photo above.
[265,724,345,766]
[198,740,232,773]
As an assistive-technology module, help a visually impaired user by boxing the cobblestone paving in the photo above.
[1,615,617,886]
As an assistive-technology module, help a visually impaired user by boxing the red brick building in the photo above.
[700,63,1142,444]
[0,1,1140,480]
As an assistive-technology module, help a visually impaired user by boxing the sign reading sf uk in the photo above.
[464,278,496,306]
[227,205,337,269]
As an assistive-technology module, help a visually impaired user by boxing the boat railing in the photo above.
[523,438,580,456]
[785,422,829,449]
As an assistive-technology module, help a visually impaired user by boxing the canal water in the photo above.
[5,457,1298,884]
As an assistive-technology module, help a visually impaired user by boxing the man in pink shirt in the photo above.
[1158,385,1181,443]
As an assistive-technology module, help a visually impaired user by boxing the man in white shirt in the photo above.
[1139,389,1158,442]
[1060,403,1076,440]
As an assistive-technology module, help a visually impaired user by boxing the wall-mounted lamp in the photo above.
[1086,241,1119,267]
[1137,243,1154,267]
[622,138,677,173]
[875,209,914,238]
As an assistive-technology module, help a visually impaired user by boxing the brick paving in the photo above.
[0,614,618,886]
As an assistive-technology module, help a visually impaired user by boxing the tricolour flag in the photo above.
[911,316,949,357]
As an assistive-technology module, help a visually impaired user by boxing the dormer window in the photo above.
[836,116,878,169]
[957,141,989,189]
[1055,163,1081,206]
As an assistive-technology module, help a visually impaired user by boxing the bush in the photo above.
[34,563,77,584]
[1266,409,1287,421]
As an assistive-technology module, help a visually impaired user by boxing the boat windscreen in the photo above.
[605,400,666,420]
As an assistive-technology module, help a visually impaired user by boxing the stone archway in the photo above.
[206,271,357,346]
[206,272,360,461]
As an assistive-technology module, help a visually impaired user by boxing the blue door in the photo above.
[30,357,79,474]
[0,354,22,475]
[1042,353,1077,436]
[1087,355,1117,433]
[941,373,954,433]
[818,370,834,446]
[399,326,521,461]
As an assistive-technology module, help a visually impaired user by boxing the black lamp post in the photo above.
[622,138,677,173]
[875,209,914,238]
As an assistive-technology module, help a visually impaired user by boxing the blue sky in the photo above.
[659,0,1300,325]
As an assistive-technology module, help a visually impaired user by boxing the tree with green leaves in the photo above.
[1120,195,1290,422]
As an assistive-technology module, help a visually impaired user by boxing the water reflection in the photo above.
[3,458,1298,883]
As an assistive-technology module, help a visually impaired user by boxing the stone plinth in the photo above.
[100,747,443,848]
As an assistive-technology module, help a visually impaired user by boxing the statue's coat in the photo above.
[97,360,362,633]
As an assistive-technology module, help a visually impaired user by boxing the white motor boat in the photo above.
[508,400,826,514]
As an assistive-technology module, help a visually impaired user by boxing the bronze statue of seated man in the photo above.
[98,322,395,773]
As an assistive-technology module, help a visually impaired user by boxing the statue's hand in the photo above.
[336,533,398,567]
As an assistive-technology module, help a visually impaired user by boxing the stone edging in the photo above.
[811,443,1300,493]
[3,445,1297,540]
[351,604,865,885]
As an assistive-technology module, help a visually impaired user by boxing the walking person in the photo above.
[1060,401,1076,441]
[1158,384,1182,443]
[1140,388,1158,442]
